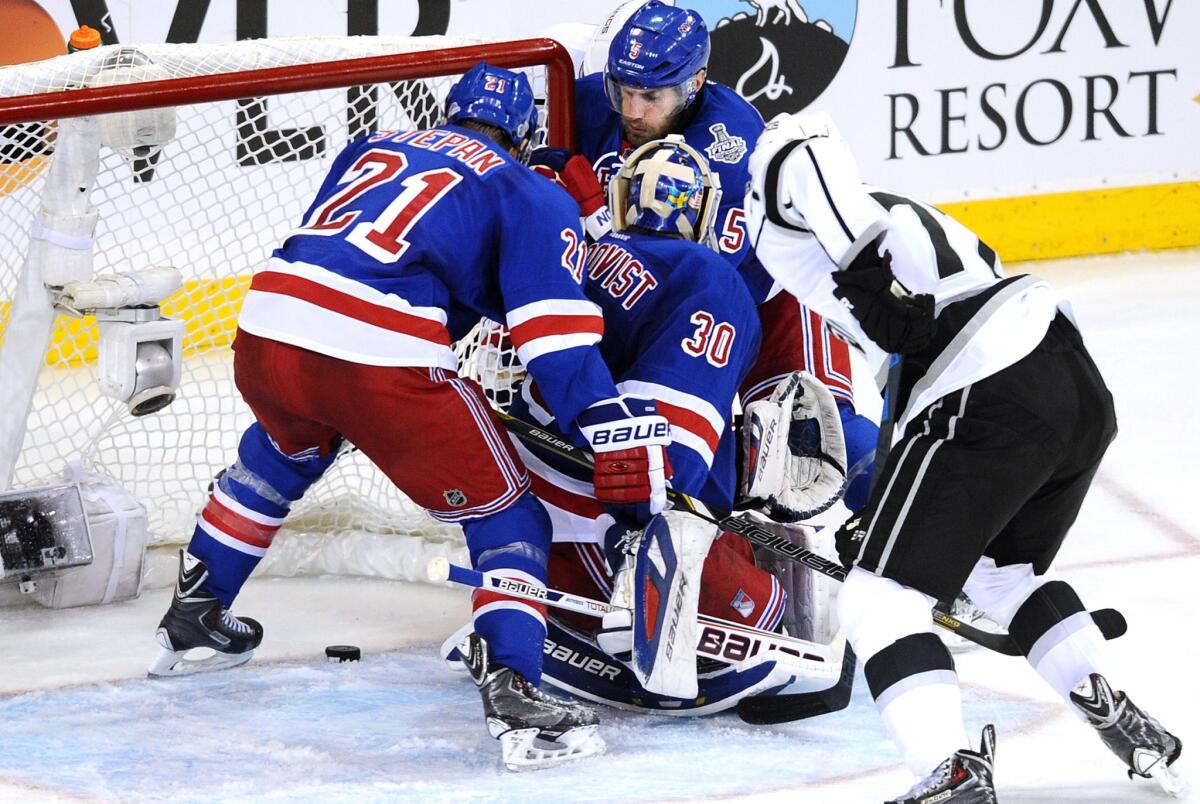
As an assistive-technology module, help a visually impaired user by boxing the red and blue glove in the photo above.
[577,395,673,521]
[528,147,612,240]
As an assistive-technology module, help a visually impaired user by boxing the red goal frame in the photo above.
[0,37,576,150]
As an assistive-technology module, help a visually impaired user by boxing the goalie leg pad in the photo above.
[630,511,717,698]
[541,616,842,716]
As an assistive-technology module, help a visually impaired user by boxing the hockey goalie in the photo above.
[444,136,850,730]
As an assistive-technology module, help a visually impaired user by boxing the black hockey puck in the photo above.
[325,645,361,663]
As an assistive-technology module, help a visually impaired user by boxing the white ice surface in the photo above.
[1,250,1198,803]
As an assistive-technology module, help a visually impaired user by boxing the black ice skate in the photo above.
[887,725,997,804]
[461,632,605,771]
[147,549,263,677]
[1071,673,1185,796]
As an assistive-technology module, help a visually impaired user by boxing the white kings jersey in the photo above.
[744,113,1064,433]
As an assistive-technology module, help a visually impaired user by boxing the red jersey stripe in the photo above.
[200,497,281,549]
[658,400,721,452]
[251,271,452,345]
[508,314,604,350]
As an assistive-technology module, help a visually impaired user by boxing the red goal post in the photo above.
[0,36,571,587]
[0,38,575,149]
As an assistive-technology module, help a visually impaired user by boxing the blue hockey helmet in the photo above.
[604,1,710,114]
[610,135,722,248]
[444,62,539,156]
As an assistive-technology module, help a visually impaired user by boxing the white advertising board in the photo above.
[18,0,1200,202]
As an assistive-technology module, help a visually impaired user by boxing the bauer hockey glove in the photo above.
[740,371,848,522]
[832,230,936,355]
[577,395,673,522]
[528,147,612,240]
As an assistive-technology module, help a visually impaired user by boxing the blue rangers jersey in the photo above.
[575,74,777,303]
[237,124,617,429]
[515,229,761,541]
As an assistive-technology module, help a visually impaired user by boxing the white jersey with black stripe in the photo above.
[745,113,1063,432]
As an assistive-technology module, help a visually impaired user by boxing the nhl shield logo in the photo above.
[443,489,468,507]
[730,587,756,618]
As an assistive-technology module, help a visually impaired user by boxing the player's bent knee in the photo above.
[463,490,552,566]
[961,556,1043,629]
[838,567,936,662]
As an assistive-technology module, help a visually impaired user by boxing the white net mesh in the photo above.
[0,37,532,579]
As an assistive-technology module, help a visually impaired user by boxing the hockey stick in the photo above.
[494,410,1127,657]
[426,558,837,670]
[737,644,857,724]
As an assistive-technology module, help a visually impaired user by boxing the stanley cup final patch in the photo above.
[443,489,467,507]
[730,587,756,618]
[705,123,747,164]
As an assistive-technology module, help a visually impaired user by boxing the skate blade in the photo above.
[147,646,255,678]
[1140,754,1186,798]
[498,725,606,772]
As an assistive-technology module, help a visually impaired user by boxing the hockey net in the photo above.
[0,36,563,586]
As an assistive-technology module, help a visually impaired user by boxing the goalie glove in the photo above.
[740,371,848,523]
[528,147,612,240]
[578,395,673,521]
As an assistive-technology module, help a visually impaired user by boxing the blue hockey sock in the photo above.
[464,492,552,684]
[189,423,337,607]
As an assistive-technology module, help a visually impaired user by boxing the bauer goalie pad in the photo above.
[600,512,717,699]
[741,371,847,523]
[750,521,840,645]
[542,616,845,716]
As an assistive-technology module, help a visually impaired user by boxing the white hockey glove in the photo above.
[740,371,848,523]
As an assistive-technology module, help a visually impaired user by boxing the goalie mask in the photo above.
[609,135,722,248]
[444,62,539,161]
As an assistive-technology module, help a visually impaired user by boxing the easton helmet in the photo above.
[604,0,709,114]
[610,135,722,249]
[444,62,538,158]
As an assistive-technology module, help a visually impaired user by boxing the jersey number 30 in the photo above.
[681,311,735,368]
[298,148,463,263]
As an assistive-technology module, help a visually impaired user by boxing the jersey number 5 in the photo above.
[681,311,736,368]
[297,148,463,263]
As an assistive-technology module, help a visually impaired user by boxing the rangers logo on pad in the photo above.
[730,587,756,618]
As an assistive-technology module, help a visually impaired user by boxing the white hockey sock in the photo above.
[880,682,971,777]
[1028,618,1111,713]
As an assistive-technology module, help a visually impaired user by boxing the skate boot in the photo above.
[147,549,263,677]
[461,632,605,771]
[887,725,997,804]
[1070,673,1184,796]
